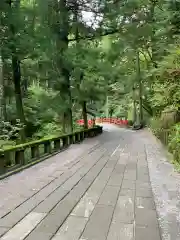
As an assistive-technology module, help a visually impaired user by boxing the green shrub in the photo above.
[34,122,63,139]
[149,117,173,145]
[73,123,84,131]
[0,120,25,145]
[148,117,163,138]
[168,123,180,163]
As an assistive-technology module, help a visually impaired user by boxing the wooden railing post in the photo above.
[73,133,76,143]
[44,141,51,154]
[77,133,80,142]
[15,150,25,165]
[84,130,88,138]
[94,128,97,136]
[75,133,80,143]
[54,139,60,151]
[62,136,68,148]
[86,129,89,138]
[89,128,94,137]
[69,134,74,144]
[0,153,5,174]
[31,145,39,159]
[80,132,84,141]
[92,128,95,137]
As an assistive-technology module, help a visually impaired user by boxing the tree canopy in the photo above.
[0,0,179,147]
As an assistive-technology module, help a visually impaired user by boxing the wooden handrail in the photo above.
[0,126,103,178]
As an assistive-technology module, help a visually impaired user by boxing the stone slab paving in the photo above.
[0,124,178,240]
[139,129,180,240]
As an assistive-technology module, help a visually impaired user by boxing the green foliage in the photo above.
[168,124,180,163]
[0,0,179,156]
[149,44,180,114]
[34,122,63,139]
[25,85,63,126]
[0,120,25,144]
[148,117,163,138]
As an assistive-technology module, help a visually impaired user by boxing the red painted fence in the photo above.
[77,118,128,126]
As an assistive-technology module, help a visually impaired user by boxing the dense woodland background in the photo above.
[0,0,180,163]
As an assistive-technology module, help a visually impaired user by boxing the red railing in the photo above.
[77,118,128,126]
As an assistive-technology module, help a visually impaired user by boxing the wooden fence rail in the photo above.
[158,129,171,146]
[0,126,103,178]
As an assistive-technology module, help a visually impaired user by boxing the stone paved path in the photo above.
[0,124,179,240]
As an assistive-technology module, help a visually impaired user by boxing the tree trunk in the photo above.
[109,108,113,118]
[67,107,73,133]
[106,95,109,117]
[2,88,7,121]
[82,101,88,129]
[62,112,68,133]
[12,55,26,141]
[0,54,7,121]
[62,67,73,133]
[7,0,26,141]
[149,0,158,68]
[136,50,143,123]
[54,0,73,133]
[92,117,96,127]
[0,55,4,119]
[132,87,137,123]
